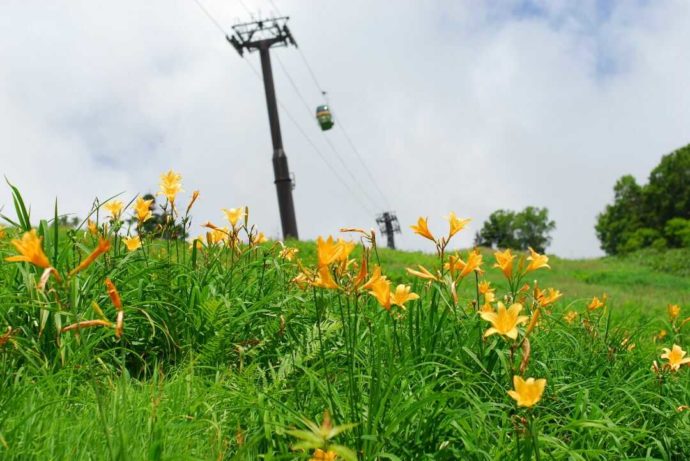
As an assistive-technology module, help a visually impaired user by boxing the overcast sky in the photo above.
[1,0,689,258]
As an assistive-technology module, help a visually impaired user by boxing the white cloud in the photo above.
[1,0,689,257]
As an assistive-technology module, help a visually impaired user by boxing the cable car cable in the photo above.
[274,55,384,211]
[243,59,377,215]
[191,0,378,215]
[258,0,392,210]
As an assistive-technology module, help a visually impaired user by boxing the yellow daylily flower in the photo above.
[389,284,419,309]
[508,376,546,408]
[587,295,606,311]
[207,227,229,245]
[69,237,111,276]
[526,247,550,272]
[445,212,471,238]
[0,225,6,239]
[87,219,99,236]
[478,280,493,295]
[222,207,246,228]
[186,190,200,215]
[368,276,392,310]
[279,246,299,261]
[159,170,183,204]
[310,449,337,461]
[317,236,343,268]
[313,266,338,290]
[134,197,153,223]
[535,287,563,307]
[406,265,439,281]
[445,250,483,279]
[254,232,267,244]
[362,266,383,291]
[104,200,124,220]
[410,217,435,242]
[480,303,494,313]
[123,235,141,252]
[5,229,51,269]
[656,329,668,341]
[334,238,356,262]
[563,311,578,324]
[661,344,690,371]
[480,302,529,339]
[493,249,515,278]
[352,253,369,288]
[668,304,681,320]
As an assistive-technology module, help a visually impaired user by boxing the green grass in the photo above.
[1,193,690,460]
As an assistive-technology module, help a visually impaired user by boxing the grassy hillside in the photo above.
[1,189,690,460]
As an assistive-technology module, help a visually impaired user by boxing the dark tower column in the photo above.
[228,18,299,240]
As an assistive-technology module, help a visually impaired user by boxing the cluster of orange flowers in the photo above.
[651,304,690,374]
[407,213,554,408]
[291,233,419,312]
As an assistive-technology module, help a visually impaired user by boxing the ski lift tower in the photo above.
[376,211,401,250]
[227,17,299,240]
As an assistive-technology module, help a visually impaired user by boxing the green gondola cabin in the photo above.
[316,104,334,131]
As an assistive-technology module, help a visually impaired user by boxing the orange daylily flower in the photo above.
[5,230,51,269]
[508,376,546,407]
[186,190,200,215]
[334,238,356,262]
[587,295,606,311]
[352,253,368,288]
[526,247,550,272]
[493,249,515,278]
[253,232,267,245]
[361,266,383,291]
[310,449,337,461]
[535,287,562,307]
[478,280,493,295]
[123,235,141,252]
[104,278,122,311]
[445,212,471,238]
[406,265,439,281]
[668,304,681,320]
[563,311,578,324]
[104,200,124,220]
[410,217,435,242]
[445,250,483,279]
[159,170,183,204]
[389,284,419,309]
[367,276,392,310]
[134,196,153,223]
[313,266,339,290]
[222,207,246,228]
[480,302,529,340]
[279,245,299,261]
[661,344,690,371]
[317,236,343,268]
[87,219,99,235]
[69,237,111,277]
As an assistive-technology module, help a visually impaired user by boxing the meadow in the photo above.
[1,171,690,460]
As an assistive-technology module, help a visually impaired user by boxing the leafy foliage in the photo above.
[475,206,556,253]
[596,143,690,254]
[2,182,690,460]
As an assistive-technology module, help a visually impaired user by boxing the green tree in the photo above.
[645,144,690,227]
[514,206,556,253]
[595,175,645,255]
[475,207,555,252]
[474,209,519,249]
[595,143,690,255]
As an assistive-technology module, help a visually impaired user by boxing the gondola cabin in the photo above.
[316,104,334,131]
